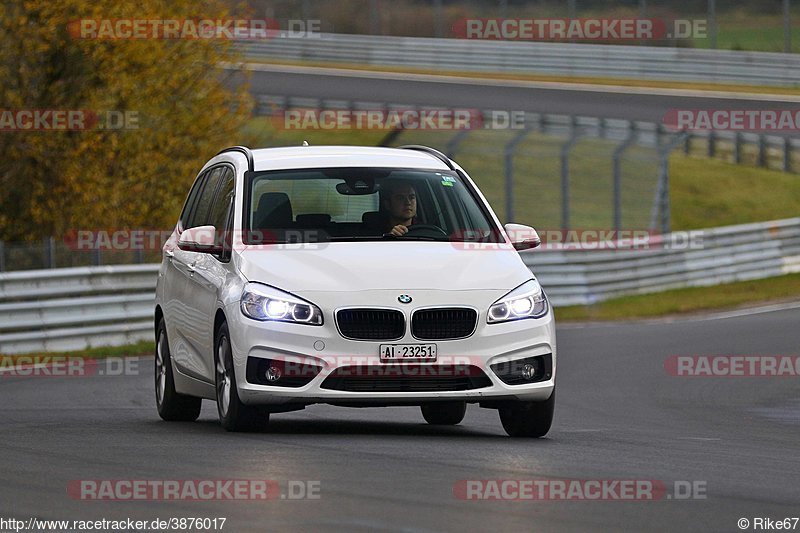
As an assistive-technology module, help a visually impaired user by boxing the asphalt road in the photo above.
[243,64,800,123]
[2,305,799,532]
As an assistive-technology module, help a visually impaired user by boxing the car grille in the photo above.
[411,308,478,340]
[320,365,491,392]
[336,308,405,340]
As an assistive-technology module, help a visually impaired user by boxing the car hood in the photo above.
[236,242,533,292]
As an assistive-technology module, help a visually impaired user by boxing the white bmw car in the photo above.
[154,145,556,437]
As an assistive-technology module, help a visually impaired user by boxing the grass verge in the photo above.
[555,273,800,322]
[0,340,154,360]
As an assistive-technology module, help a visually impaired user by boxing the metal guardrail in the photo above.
[527,218,800,306]
[237,33,800,86]
[0,265,157,354]
[2,218,799,354]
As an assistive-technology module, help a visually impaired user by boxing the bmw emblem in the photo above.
[398,294,412,304]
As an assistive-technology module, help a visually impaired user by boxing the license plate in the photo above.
[379,344,437,361]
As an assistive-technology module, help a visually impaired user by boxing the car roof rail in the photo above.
[216,146,255,172]
[398,145,456,170]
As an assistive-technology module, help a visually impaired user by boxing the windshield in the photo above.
[243,167,503,244]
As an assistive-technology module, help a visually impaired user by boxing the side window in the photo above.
[209,167,235,230]
[186,167,224,229]
[179,170,209,229]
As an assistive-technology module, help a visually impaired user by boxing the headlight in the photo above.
[240,283,323,325]
[487,279,548,323]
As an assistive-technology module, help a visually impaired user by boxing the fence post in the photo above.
[758,134,767,167]
[612,122,637,232]
[434,0,444,38]
[783,137,792,173]
[503,127,532,223]
[369,0,380,35]
[49,236,56,268]
[559,116,581,230]
[0,240,5,272]
[446,129,471,158]
[707,131,716,158]
[784,0,792,53]
[733,132,742,164]
[651,132,687,234]
[708,0,717,49]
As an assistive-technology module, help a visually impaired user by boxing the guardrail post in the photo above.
[560,116,581,230]
[733,132,742,164]
[783,137,792,173]
[93,247,102,266]
[612,122,637,232]
[0,240,5,272]
[683,134,691,155]
[758,134,767,167]
[503,127,532,223]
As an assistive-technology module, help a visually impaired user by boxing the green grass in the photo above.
[555,273,800,322]
[691,14,800,53]
[670,154,800,229]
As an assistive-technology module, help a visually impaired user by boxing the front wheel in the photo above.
[155,318,202,422]
[215,322,269,432]
[498,389,555,438]
[421,401,467,425]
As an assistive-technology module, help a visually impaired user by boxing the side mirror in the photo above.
[504,223,541,251]
[178,225,222,254]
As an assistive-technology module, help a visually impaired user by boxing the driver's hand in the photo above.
[390,224,409,237]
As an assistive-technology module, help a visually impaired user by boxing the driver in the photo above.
[383,181,417,236]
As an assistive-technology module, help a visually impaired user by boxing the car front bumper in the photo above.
[225,289,556,406]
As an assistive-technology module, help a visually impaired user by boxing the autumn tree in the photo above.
[0,0,253,241]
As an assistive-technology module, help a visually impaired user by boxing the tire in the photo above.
[421,401,467,425]
[498,389,555,438]
[155,318,202,422]
[215,321,269,432]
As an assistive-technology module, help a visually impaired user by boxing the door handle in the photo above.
[187,262,197,273]
[165,249,175,259]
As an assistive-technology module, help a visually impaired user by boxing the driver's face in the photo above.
[387,185,417,221]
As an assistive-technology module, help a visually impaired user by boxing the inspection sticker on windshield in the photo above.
[441,176,456,187]
[380,344,437,361]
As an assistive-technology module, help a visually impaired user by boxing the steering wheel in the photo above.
[403,224,449,238]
